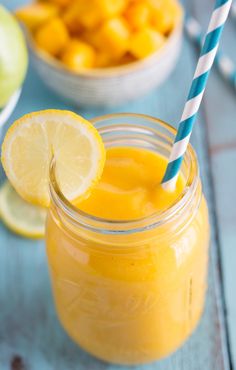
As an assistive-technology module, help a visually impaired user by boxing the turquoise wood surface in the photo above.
[1,0,235,369]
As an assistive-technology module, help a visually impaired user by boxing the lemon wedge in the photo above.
[1,110,105,207]
[0,180,46,238]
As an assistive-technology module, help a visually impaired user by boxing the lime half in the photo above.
[0,5,28,108]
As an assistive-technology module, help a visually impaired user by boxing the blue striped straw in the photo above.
[162,0,232,191]
[185,16,236,91]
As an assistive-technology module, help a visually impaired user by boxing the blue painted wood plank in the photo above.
[0,0,232,369]
[192,0,236,367]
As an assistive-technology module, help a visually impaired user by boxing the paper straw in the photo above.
[162,0,232,191]
[185,16,236,91]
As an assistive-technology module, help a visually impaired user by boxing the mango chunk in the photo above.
[15,2,58,30]
[35,17,69,56]
[97,0,126,18]
[65,1,102,30]
[63,0,126,31]
[61,39,96,70]
[63,3,83,35]
[118,52,136,66]
[49,0,72,8]
[81,29,101,49]
[95,51,114,68]
[129,27,165,59]
[124,1,150,30]
[98,17,130,59]
[149,0,183,34]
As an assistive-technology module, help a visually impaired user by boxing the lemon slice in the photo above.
[0,180,46,238]
[1,110,105,207]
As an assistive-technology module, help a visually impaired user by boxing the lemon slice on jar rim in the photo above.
[1,109,106,207]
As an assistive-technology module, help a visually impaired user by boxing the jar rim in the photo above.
[49,113,199,234]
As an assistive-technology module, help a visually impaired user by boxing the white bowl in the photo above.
[27,21,183,107]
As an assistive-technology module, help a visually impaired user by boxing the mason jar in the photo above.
[46,113,210,365]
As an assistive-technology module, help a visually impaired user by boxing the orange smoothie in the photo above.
[46,118,209,365]
[78,147,185,220]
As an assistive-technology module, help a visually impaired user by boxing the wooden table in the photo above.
[1,0,236,369]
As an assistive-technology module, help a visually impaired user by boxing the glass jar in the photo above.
[46,114,210,365]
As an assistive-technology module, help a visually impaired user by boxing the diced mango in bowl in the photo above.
[61,39,96,70]
[124,1,150,30]
[97,17,130,59]
[16,0,183,71]
[35,17,69,56]
[130,27,165,59]
[50,0,72,7]
[149,0,183,34]
[16,2,58,30]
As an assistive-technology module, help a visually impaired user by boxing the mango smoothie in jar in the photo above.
[46,113,210,365]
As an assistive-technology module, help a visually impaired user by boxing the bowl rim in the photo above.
[26,14,183,79]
